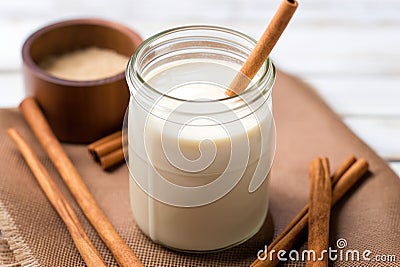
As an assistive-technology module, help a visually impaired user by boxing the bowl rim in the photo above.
[22,17,143,87]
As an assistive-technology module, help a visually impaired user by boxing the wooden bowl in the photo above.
[22,18,142,143]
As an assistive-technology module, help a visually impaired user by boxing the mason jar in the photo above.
[125,25,276,252]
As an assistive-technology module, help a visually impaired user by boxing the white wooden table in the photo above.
[1,0,399,176]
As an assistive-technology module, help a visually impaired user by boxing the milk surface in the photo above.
[128,60,273,251]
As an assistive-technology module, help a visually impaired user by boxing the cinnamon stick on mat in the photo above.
[87,130,122,152]
[307,158,331,267]
[264,156,356,252]
[19,97,143,267]
[99,147,125,170]
[88,131,126,170]
[7,128,106,267]
[251,156,369,267]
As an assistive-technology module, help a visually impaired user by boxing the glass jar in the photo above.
[125,25,276,252]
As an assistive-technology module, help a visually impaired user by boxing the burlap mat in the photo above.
[0,71,399,266]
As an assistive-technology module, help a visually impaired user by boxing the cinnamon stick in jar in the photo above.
[307,157,331,267]
[226,0,298,96]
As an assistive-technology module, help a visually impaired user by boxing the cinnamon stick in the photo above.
[99,147,125,170]
[19,97,143,267]
[264,156,356,252]
[87,130,122,152]
[251,156,369,267]
[7,128,106,267]
[226,0,298,96]
[88,131,125,160]
[88,131,126,170]
[307,158,331,267]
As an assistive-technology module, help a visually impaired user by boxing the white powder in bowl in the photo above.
[39,47,129,81]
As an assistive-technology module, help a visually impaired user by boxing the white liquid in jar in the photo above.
[128,60,273,251]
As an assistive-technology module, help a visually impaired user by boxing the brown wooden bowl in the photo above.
[22,18,142,143]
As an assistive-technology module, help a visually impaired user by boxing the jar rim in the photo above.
[126,25,275,103]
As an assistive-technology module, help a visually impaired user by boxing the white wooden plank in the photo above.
[306,76,400,117]
[270,26,400,77]
[0,21,31,70]
[1,0,399,23]
[0,0,399,75]
[2,19,399,76]
[344,117,400,161]
[0,72,25,108]
[389,162,400,178]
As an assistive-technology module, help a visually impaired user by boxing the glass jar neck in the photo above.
[126,25,275,120]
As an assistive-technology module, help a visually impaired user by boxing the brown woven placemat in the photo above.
[0,70,399,266]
